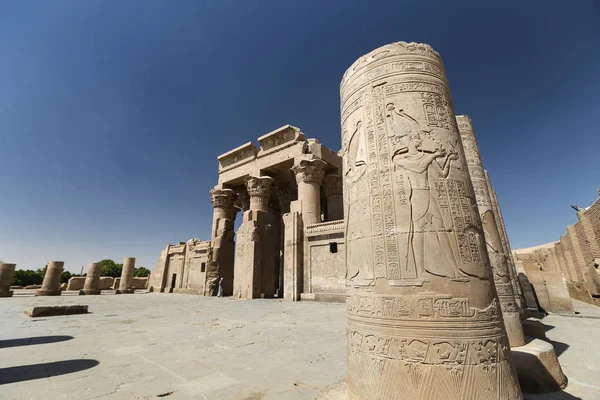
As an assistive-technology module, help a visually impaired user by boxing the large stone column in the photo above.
[233,176,277,298]
[339,42,521,399]
[208,187,238,296]
[323,173,344,221]
[0,263,16,297]
[36,261,64,296]
[210,187,237,240]
[117,257,136,294]
[457,115,525,347]
[487,180,524,310]
[80,262,101,295]
[292,157,326,225]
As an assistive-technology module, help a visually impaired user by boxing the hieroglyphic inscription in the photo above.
[421,92,452,129]
[472,179,491,209]
[373,84,400,279]
[434,179,483,264]
[348,331,509,367]
[341,61,444,102]
[347,294,499,322]
[385,82,458,132]
[365,88,386,279]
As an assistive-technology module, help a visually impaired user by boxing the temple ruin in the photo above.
[149,125,346,301]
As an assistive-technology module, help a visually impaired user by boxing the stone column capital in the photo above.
[245,176,274,211]
[323,173,343,197]
[292,158,327,184]
[210,187,237,209]
[244,176,274,197]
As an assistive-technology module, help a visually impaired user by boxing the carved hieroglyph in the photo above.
[457,116,525,347]
[485,171,524,312]
[340,42,521,400]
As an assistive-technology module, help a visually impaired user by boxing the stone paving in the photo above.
[0,292,598,399]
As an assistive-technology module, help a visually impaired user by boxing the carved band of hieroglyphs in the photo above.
[365,88,386,280]
[347,330,510,367]
[346,294,499,321]
[434,178,483,264]
[341,61,445,102]
[341,96,363,126]
[307,232,344,242]
[374,84,400,279]
[472,180,491,209]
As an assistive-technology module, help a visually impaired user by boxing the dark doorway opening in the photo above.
[171,274,177,290]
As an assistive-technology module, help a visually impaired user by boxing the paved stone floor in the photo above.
[0,292,598,399]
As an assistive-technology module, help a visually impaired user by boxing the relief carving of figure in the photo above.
[387,104,465,280]
[344,119,373,284]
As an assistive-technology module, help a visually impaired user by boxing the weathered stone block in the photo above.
[25,305,89,318]
[512,338,568,393]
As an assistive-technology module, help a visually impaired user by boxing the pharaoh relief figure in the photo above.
[386,103,469,280]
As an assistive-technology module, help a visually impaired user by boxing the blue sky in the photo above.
[0,1,598,272]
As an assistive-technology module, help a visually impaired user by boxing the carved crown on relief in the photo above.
[210,187,237,209]
[292,158,327,183]
[244,176,275,197]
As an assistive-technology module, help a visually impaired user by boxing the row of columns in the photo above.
[457,115,526,347]
[209,156,341,299]
[0,258,136,297]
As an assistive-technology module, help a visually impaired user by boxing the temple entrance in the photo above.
[170,274,177,290]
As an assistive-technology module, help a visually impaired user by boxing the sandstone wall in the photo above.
[66,277,86,291]
[300,220,345,302]
[514,195,600,307]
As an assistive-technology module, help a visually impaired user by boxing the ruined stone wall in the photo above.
[514,195,600,307]
[301,220,345,302]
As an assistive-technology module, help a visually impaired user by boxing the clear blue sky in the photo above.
[1,1,598,272]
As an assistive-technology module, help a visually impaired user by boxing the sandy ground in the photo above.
[0,292,598,399]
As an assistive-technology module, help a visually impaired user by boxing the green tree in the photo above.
[11,270,43,286]
[134,267,151,277]
[99,259,122,277]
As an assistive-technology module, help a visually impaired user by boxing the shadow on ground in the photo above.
[0,335,73,349]
[549,339,569,356]
[0,359,99,385]
[524,392,582,400]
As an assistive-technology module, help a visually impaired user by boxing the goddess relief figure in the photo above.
[344,119,373,284]
[387,103,465,280]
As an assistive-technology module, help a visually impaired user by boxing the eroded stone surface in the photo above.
[25,304,88,317]
[36,261,64,296]
[340,41,521,400]
[0,263,16,297]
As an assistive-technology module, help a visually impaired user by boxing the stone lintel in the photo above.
[217,142,258,171]
[257,124,306,152]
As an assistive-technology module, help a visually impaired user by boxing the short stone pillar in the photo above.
[457,115,526,347]
[117,257,136,294]
[80,262,101,295]
[292,157,326,225]
[323,173,343,221]
[339,42,521,399]
[36,261,64,296]
[0,263,17,297]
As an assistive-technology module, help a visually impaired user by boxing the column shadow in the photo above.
[0,335,74,349]
[549,339,569,357]
[0,359,99,385]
